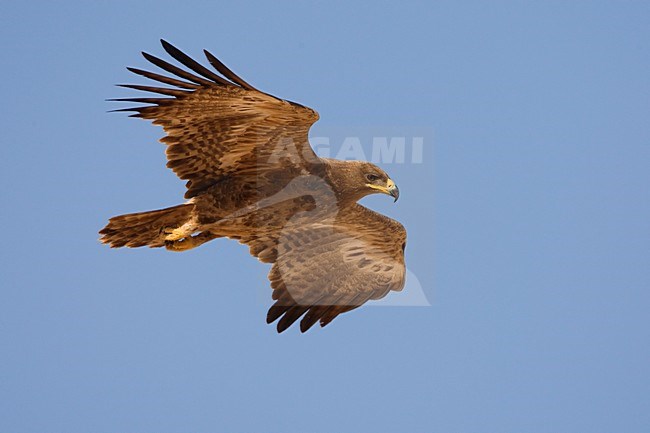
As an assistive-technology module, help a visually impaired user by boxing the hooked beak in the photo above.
[367,178,400,202]
[389,182,400,202]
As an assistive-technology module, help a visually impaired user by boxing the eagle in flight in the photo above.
[100,40,407,333]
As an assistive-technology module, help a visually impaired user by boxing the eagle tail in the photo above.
[99,203,194,248]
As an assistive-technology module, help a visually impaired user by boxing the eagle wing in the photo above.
[113,40,320,198]
[242,204,407,333]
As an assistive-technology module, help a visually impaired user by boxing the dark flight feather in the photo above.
[203,49,258,91]
[116,84,189,97]
[142,51,214,86]
[126,67,199,89]
[160,39,232,86]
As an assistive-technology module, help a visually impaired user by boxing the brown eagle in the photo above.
[100,40,407,333]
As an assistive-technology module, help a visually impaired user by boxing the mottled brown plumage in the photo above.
[100,40,407,333]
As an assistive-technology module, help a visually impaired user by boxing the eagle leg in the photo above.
[161,220,198,241]
[165,231,219,252]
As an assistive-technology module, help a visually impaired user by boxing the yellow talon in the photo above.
[165,231,218,252]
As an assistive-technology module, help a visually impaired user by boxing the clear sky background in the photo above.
[1,1,649,432]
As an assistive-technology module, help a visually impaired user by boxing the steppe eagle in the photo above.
[100,40,407,333]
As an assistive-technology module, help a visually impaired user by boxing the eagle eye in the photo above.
[365,173,380,182]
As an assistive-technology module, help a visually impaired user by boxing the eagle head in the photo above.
[356,161,400,202]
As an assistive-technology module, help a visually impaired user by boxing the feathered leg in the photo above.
[165,231,220,252]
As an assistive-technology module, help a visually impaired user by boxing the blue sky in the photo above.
[1,1,649,432]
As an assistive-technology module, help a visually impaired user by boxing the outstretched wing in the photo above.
[113,40,321,198]
[242,204,407,333]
